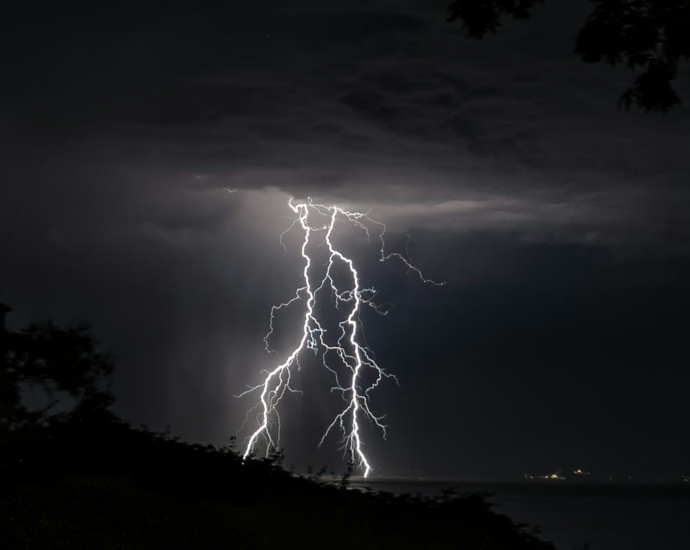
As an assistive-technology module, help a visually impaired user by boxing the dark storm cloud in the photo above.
[2,0,689,478]
[5,0,688,232]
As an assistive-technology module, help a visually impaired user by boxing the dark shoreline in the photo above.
[352,478,690,495]
[1,422,558,550]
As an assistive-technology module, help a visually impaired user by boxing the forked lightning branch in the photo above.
[239,199,443,476]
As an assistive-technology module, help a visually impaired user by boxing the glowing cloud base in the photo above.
[239,199,442,476]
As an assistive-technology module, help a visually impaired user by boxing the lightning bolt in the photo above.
[240,198,443,476]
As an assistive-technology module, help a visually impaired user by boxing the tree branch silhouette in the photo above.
[448,0,690,112]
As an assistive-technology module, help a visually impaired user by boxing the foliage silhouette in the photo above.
[0,417,559,548]
[1,321,116,436]
[448,0,690,112]
[0,317,558,549]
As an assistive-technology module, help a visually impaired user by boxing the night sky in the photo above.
[2,0,689,481]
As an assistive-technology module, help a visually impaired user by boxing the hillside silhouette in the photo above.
[0,317,557,549]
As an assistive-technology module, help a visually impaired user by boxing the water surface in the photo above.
[351,479,690,550]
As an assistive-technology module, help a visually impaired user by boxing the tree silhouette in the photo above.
[1,320,116,435]
[0,318,559,549]
[448,0,690,112]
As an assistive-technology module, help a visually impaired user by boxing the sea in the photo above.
[349,479,690,550]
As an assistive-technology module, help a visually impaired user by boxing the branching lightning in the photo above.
[239,198,443,476]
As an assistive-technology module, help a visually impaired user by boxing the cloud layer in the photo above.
[2,0,689,478]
